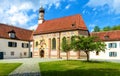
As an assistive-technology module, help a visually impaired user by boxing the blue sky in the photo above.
[0,0,120,32]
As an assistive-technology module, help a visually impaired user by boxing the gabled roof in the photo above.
[91,30,120,41]
[0,23,33,41]
[34,14,88,35]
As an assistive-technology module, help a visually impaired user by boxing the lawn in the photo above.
[39,60,120,76]
[0,63,22,75]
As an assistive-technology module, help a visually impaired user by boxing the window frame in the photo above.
[109,52,117,57]
[8,42,17,47]
[108,43,117,48]
[52,38,56,50]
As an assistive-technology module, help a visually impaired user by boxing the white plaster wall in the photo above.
[0,38,31,59]
[90,41,120,60]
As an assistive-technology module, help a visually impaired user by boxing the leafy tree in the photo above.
[102,26,111,31]
[71,36,106,61]
[112,25,120,30]
[61,37,71,60]
[93,26,100,32]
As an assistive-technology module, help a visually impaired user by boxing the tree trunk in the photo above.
[66,52,69,60]
[85,51,89,62]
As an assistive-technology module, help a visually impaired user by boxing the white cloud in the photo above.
[40,0,75,9]
[0,0,40,28]
[29,24,38,30]
[86,0,120,14]
[0,0,76,29]
[88,24,96,32]
[65,4,71,9]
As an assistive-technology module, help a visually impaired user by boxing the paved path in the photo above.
[0,58,63,76]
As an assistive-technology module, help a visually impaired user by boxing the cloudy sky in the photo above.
[0,0,120,31]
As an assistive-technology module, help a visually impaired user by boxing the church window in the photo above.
[36,41,38,47]
[52,38,56,50]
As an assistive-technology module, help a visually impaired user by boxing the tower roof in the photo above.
[39,7,45,13]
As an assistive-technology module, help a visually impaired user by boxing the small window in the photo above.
[72,23,75,27]
[22,43,29,48]
[8,30,16,38]
[24,52,27,56]
[11,52,14,56]
[96,51,99,55]
[108,43,117,48]
[52,38,56,50]
[8,42,17,47]
[36,41,38,47]
[109,52,117,57]
[104,36,109,40]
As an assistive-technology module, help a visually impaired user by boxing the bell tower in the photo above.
[38,7,45,24]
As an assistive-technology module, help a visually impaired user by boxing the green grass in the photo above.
[0,63,22,75]
[39,60,120,76]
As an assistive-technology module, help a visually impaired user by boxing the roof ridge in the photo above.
[45,14,81,21]
[0,23,33,32]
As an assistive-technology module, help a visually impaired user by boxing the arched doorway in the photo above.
[40,50,44,58]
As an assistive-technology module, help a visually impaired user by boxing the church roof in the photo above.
[0,23,33,41]
[91,30,120,41]
[34,14,88,35]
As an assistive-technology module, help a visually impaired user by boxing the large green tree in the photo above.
[93,26,100,32]
[61,37,71,60]
[71,36,106,61]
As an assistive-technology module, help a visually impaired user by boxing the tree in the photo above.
[102,26,111,31]
[93,26,100,32]
[71,36,106,61]
[61,37,71,60]
[112,25,120,30]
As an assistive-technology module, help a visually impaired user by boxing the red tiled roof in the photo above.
[91,30,120,41]
[0,23,33,41]
[34,14,88,35]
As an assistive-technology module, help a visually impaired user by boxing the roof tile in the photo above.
[34,14,88,35]
[0,23,33,41]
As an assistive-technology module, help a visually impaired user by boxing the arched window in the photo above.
[71,36,75,44]
[52,38,56,50]
[36,41,38,47]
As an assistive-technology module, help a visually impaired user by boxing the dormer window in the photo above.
[72,23,75,27]
[8,30,16,39]
[104,35,109,40]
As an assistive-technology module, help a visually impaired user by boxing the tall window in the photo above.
[52,38,56,50]
[8,42,17,47]
[108,43,117,48]
[109,52,117,57]
[36,41,38,47]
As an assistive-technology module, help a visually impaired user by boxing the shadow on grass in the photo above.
[41,68,120,76]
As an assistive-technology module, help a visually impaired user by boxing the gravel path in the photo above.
[0,58,63,76]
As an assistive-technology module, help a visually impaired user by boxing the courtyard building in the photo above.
[0,23,33,59]
[33,7,89,59]
[90,30,120,60]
